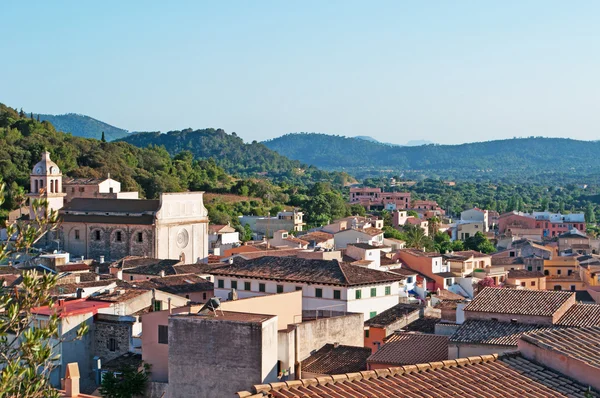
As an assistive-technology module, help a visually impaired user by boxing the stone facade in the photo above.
[93,316,134,363]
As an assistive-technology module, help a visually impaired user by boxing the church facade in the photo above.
[27,152,209,263]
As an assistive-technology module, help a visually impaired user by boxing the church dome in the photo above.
[32,151,61,176]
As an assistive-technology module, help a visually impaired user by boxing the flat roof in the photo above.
[173,310,275,324]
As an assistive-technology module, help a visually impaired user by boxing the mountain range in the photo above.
[21,110,600,184]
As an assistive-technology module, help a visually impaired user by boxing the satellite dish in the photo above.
[197,297,223,316]
[228,288,238,301]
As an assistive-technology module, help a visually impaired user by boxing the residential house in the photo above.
[443,251,504,288]
[135,274,214,302]
[543,256,585,291]
[558,229,592,254]
[210,256,407,321]
[454,221,485,240]
[349,187,410,210]
[270,230,309,249]
[298,231,334,249]
[533,212,586,238]
[238,210,305,237]
[208,223,240,253]
[394,249,450,291]
[333,227,384,249]
[497,212,537,234]
[383,237,405,251]
[505,269,547,290]
[345,243,387,269]
[363,303,423,352]
[63,176,139,203]
[460,207,489,231]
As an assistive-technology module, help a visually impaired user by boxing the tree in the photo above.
[101,131,106,142]
[240,223,253,242]
[36,114,40,122]
[99,363,150,398]
[585,203,596,224]
[349,204,366,217]
[475,277,496,295]
[0,183,88,398]
[464,232,496,254]
[403,225,434,251]
[428,216,440,236]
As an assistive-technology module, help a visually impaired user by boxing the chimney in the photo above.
[159,270,165,278]
[63,363,80,397]
[213,247,221,256]
[333,342,339,348]
[94,266,100,274]
[58,299,65,306]
[95,275,100,282]
[81,256,84,262]
[228,257,234,265]
[116,270,123,280]
[76,288,83,299]
[168,297,172,314]
[99,256,105,264]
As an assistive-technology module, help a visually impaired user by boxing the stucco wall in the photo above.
[168,315,276,398]
[221,290,302,330]
[295,312,363,362]
[448,343,516,359]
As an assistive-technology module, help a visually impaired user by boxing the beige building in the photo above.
[63,176,139,203]
[543,257,585,291]
[27,151,66,218]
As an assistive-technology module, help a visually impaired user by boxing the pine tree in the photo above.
[36,114,40,122]
[101,131,106,142]
[19,108,24,117]
[30,112,33,120]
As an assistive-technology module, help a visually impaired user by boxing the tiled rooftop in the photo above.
[450,320,561,346]
[239,353,598,397]
[136,274,214,294]
[556,303,600,327]
[521,327,600,368]
[464,287,574,317]
[398,248,442,258]
[299,231,333,243]
[300,344,371,375]
[175,311,274,324]
[210,257,405,286]
[443,250,491,260]
[433,288,465,301]
[402,316,441,333]
[121,258,183,276]
[367,333,449,366]
[364,304,421,328]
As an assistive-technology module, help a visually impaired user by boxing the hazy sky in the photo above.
[1,1,599,144]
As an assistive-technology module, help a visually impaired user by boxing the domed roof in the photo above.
[32,151,61,176]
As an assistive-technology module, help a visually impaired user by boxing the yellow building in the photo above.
[543,257,585,291]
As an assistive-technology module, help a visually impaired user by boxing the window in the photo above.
[527,266,533,271]
[130,276,134,281]
[158,325,168,344]
[521,282,526,287]
[370,288,376,297]
[385,286,391,296]
[137,232,143,243]
[570,285,576,291]
[531,281,536,286]
[231,280,238,290]
[79,187,84,192]
[74,229,80,240]
[554,285,562,291]
[544,270,549,276]
[71,187,75,193]
[217,279,224,289]
[537,266,542,271]
[115,231,122,242]
[185,294,189,299]
[295,286,302,291]
[355,290,362,299]
[445,278,453,287]
[153,300,162,312]
[108,337,118,352]
[94,230,101,240]
[568,270,572,276]
[202,292,207,300]
[315,288,323,298]
[509,251,515,257]
[244,282,251,291]
[406,277,413,283]
[333,290,341,300]
[365,329,370,338]
[277,285,284,294]
[259,283,266,292]
[369,311,377,319]
[557,270,562,275]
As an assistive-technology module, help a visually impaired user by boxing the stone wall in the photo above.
[94,317,133,363]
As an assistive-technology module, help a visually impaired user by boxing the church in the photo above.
[27,152,209,263]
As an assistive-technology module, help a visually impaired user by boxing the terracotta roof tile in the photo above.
[556,303,600,327]
[136,274,213,295]
[508,269,545,278]
[300,231,334,243]
[464,287,574,317]
[367,333,449,366]
[521,327,600,368]
[300,344,371,375]
[364,304,421,328]
[239,352,597,397]
[402,317,441,334]
[450,320,562,346]
[210,257,405,287]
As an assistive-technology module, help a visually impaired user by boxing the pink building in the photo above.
[498,212,537,234]
[349,187,410,210]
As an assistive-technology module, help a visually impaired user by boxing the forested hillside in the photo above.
[119,129,353,186]
[0,104,355,229]
[264,133,600,184]
[34,112,129,141]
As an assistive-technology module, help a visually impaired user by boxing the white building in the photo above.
[460,208,489,231]
[210,256,407,321]
[333,227,384,249]
[208,223,240,253]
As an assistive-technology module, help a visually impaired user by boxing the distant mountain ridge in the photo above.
[354,135,434,146]
[35,113,129,141]
[263,133,600,183]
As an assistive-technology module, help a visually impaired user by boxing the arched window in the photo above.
[49,180,54,193]
[34,180,39,193]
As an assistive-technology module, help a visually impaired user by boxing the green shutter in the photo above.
[370,311,377,318]
[371,287,377,297]
[385,286,391,295]
[355,289,362,299]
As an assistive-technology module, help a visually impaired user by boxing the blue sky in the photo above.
[1,1,598,144]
